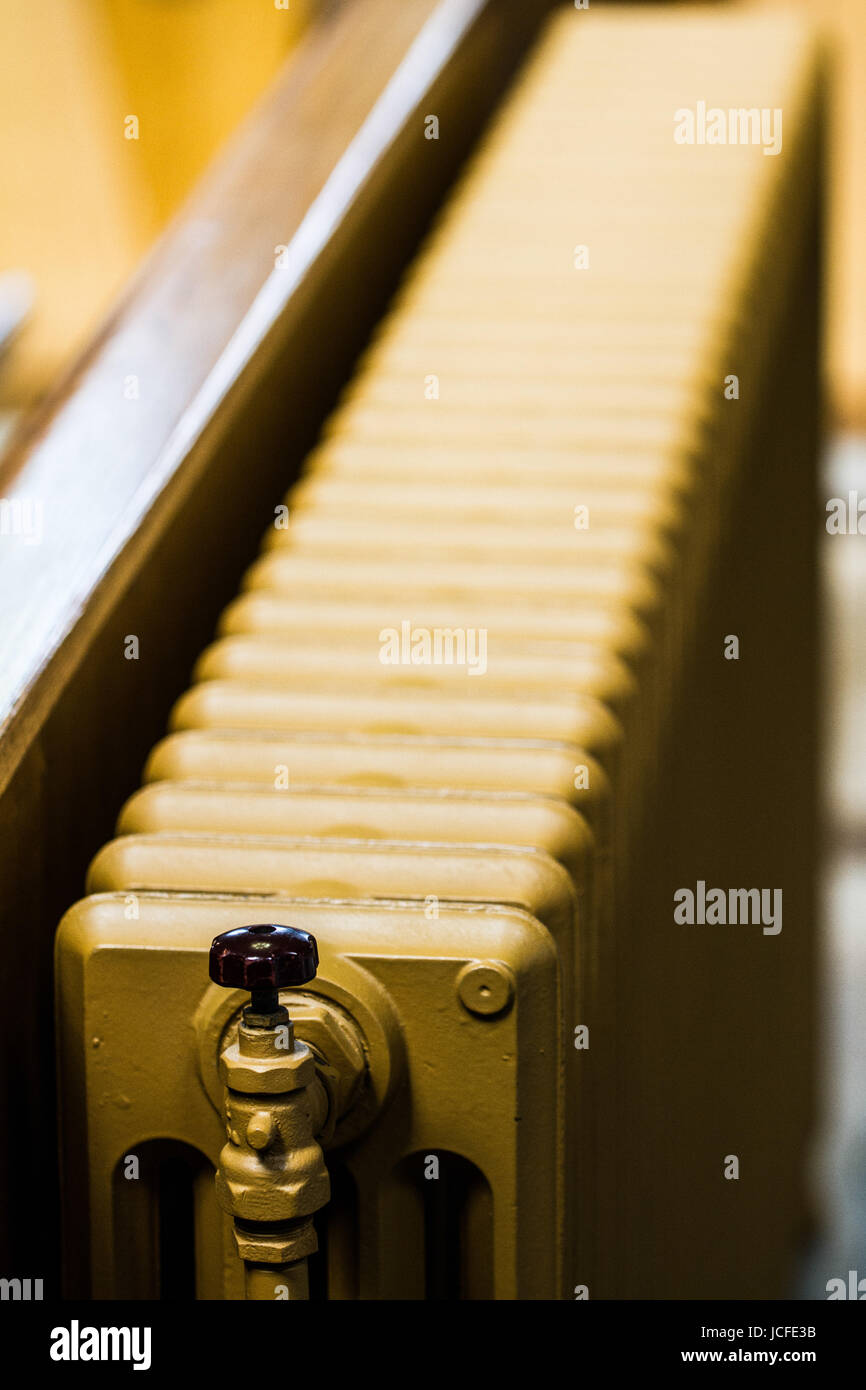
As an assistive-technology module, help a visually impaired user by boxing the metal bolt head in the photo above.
[209,923,319,991]
[246,1110,277,1151]
[456,960,515,1017]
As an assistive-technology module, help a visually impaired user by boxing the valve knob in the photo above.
[209,923,318,1023]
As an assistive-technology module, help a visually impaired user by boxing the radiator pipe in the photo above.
[208,924,331,1300]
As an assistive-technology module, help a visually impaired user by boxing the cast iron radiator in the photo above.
[55,6,822,1300]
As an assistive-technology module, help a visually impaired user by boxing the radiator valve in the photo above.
[209,923,331,1300]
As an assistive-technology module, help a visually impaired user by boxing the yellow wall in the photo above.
[0,0,309,410]
[763,0,866,425]
[99,0,309,224]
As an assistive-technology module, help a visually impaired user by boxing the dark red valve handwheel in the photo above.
[209,923,318,1019]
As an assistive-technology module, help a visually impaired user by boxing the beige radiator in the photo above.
[55,6,822,1301]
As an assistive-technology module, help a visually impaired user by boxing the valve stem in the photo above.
[208,923,329,1301]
